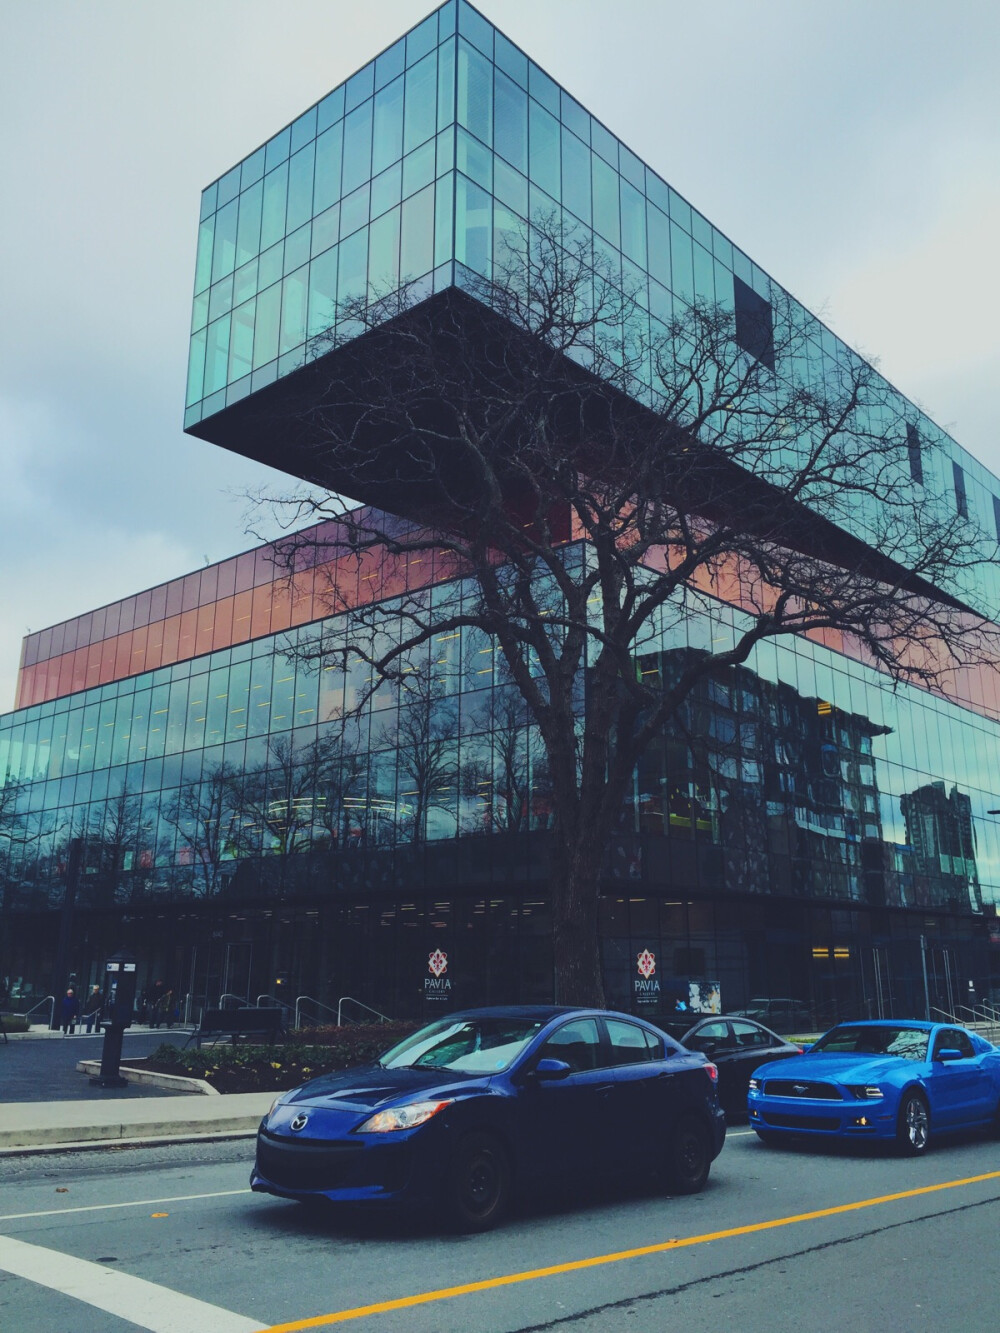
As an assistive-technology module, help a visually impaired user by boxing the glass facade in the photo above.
[3,2,1000,1026]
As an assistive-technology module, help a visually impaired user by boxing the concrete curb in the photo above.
[74,1060,218,1096]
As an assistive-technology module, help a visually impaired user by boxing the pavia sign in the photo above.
[634,948,660,1003]
[425,948,451,999]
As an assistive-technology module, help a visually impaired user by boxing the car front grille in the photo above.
[256,1132,368,1191]
[763,1079,842,1101]
[763,1112,840,1131]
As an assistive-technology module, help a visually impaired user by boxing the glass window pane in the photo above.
[308,246,339,338]
[194,217,215,295]
[372,76,404,176]
[286,143,316,234]
[338,227,369,305]
[260,163,289,252]
[457,38,492,145]
[528,100,559,200]
[342,100,374,195]
[204,316,231,395]
[236,181,263,267]
[211,199,238,284]
[561,128,590,225]
[592,155,620,249]
[400,183,434,280]
[279,266,308,354]
[314,122,343,214]
[228,299,255,382]
[455,175,491,276]
[186,329,206,406]
[252,283,281,369]
[620,179,646,267]
[404,50,437,154]
[368,206,400,295]
[495,70,527,174]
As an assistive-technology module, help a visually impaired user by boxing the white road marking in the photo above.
[0,1234,268,1332]
[0,1187,247,1222]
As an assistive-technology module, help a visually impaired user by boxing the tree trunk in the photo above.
[549,832,605,1006]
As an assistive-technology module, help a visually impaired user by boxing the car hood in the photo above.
[753,1052,914,1083]
[277,1063,482,1113]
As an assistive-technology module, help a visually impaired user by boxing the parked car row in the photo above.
[249,1006,1000,1231]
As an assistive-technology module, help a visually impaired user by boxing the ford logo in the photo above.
[792,1084,808,1096]
[290,1113,309,1132]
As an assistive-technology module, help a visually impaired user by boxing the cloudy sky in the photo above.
[1,0,998,710]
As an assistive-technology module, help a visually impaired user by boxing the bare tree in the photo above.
[259,215,998,1004]
[162,762,246,898]
[376,673,459,843]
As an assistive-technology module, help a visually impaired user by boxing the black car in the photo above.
[252,1005,726,1230]
[660,1016,801,1113]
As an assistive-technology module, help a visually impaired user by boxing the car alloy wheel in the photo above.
[446,1131,510,1232]
[896,1091,930,1156]
[665,1117,711,1193]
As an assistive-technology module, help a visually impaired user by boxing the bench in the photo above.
[183,1007,285,1050]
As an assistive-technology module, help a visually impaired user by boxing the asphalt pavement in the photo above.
[0,1028,273,1153]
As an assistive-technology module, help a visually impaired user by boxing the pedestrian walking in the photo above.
[82,984,103,1034]
[59,987,80,1035]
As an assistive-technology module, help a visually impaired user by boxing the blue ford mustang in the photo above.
[252,1005,726,1229]
[747,1020,1000,1154]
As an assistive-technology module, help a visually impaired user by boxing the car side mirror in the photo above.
[534,1058,573,1081]
[935,1047,963,1063]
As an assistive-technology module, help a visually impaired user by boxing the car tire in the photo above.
[896,1090,930,1156]
[754,1129,777,1146]
[664,1117,712,1194]
[445,1131,510,1232]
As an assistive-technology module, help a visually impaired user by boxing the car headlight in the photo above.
[847,1085,884,1100]
[267,1093,287,1119]
[748,1078,760,1092]
[356,1099,453,1133]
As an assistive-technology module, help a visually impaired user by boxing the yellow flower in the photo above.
[270,1062,282,1070]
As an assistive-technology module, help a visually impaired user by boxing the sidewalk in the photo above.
[0,1025,273,1154]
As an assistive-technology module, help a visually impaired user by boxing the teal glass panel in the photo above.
[338,227,369,305]
[312,204,339,256]
[404,51,437,153]
[217,165,240,207]
[494,157,527,216]
[619,144,644,190]
[191,291,209,333]
[670,220,694,302]
[435,173,454,267]
[233,259,258,306]
[528,61,559,115]
[346,62,375,113]
[204,316,231,395]
[457,39,492,145]
[714,259,734,310]
[283,223,310,275]
[402,139,435,197]
[495,70,527,173]
[649,279,672,325]
[369,207,400,296]
[455,174,491,277]
[561,128,590,224]
[236,180,263,267]
[314,122,344,214]
[456,128,492,189]
[211,199,238,284]
[646,202,670,289]
[226,661,251,741]
[185,328,207,407]
[437,37,456,130]
[376,38,405,90]
[286,143,315,233]
[407,14,436,65]
[693,240,714,300]
[591,120,618,168]
[194,217,215,295]
[228,299,256,382]
[265,126,291,172]
[209,276,233,324]
[318,85,345,133]
[200,183,217,220]
[252,283,281,369]
[279,266,308,355]
[241,146,265,189]
[669,187,692,231]
[592,155,620,248]
[494,201,526,279]
[371,162,402,218]
[561,91,589,142]
[291,106,317,153]
[438,0,457,39]
[258,242,283,290]
[260,163,289,251]
[308,246,339,337]
[373,76,404,175]
[458,1,492,55]
[494,30,526,86]
[400,183,434,280]
[528,100,560,200]
[620,178,646,268]
[340,184,370,239]
[437,125,454,175]
[342,100,374,195]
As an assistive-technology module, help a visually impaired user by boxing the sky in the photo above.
[1,0,998,711]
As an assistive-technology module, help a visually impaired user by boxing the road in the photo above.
[2,1125,998,1331]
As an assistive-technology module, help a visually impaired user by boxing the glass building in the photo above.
[3,0,1000,1027]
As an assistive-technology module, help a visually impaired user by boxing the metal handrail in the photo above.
[217,992,247,1009]
[337,996,392,1026]
[23,995,55,1027]
[257,993,294,1015]
[294,995,338,1029]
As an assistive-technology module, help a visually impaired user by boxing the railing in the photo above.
[257,993,295,1020]
[294,995,339,1030]
[336,996,393,1027]
[217,992,247,1009]
[930,1003,1000,1043]
[22,995,55,1028]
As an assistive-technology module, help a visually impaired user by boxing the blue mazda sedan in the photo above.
[252,1005,726,1229]
[747,1020,1000,1154]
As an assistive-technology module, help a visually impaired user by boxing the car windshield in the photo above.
[810,1025,929,1061]
[380,1017,545,1073]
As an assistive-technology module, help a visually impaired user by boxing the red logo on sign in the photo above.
[428,949,448,978]
[637,949,656,979]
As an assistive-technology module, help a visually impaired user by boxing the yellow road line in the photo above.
[261,1169,1000,1331]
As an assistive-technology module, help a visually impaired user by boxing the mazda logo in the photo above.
[290,1113,309,1132]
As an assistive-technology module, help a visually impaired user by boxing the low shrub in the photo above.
[147,1021,418,1093]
